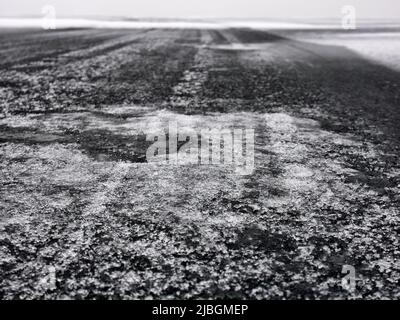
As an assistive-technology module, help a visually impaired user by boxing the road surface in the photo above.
[0,27,399,299]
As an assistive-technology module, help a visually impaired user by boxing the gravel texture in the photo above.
[0,27,399,299]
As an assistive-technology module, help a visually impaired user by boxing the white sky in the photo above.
[0,0,399,19]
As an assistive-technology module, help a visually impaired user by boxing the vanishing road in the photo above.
[0,28,399,299]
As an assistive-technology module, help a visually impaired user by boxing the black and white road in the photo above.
[0,27,399,299]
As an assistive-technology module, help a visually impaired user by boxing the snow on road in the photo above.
[0,28,399,299]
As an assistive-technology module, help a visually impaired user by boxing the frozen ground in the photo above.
[277,29,400,72]
[0,27,399,299]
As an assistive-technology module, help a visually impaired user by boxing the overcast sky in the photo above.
[1,0,399,19]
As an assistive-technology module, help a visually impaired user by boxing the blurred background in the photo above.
[0,0,399,20]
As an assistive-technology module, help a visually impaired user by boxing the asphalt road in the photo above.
[0,28,399,299]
